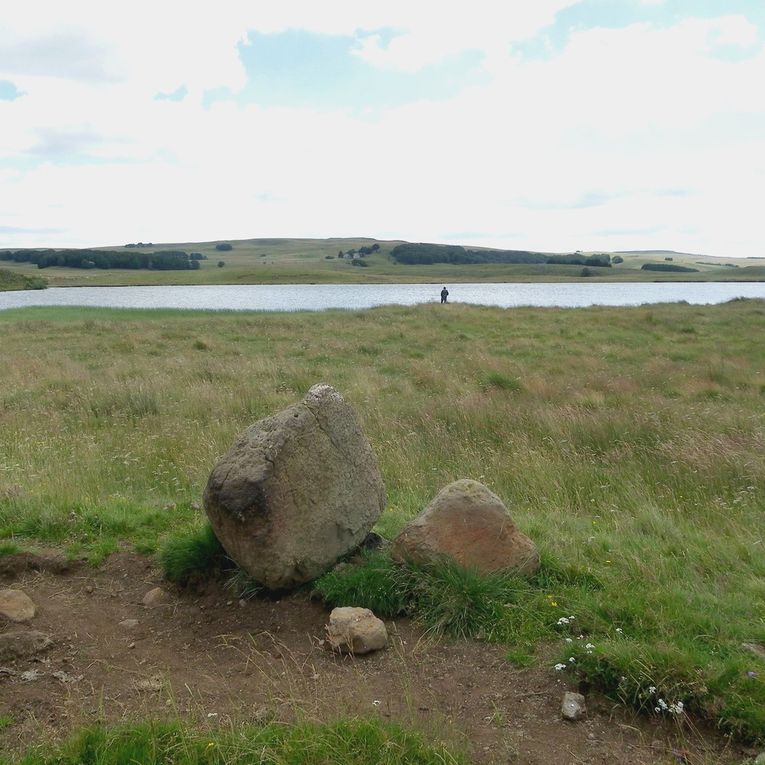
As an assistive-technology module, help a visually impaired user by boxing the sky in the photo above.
[0,1,763,256]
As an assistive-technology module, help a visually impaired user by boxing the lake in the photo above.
[2,282,765,312]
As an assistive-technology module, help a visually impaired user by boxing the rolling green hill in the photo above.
[1,238,762,287]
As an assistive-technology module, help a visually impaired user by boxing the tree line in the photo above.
[389,243,612,267]
[0,249,204,270]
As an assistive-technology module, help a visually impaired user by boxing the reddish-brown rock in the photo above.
[391,479,539,575]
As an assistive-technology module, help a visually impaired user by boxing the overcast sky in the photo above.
[1,1,763,256]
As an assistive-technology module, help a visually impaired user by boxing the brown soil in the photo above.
[0,552,752,764]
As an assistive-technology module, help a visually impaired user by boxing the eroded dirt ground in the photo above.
[0,552,752,764]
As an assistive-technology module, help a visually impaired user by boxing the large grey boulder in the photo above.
[391,479,539,576]
[204,384,385,590]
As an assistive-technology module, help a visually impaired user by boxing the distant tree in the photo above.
[217,260,225,268]
[612,255,624,264]
[641,263,698,273]
[371,243,380,252]
[215,243,233,252]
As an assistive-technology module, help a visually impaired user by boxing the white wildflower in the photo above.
[554,663,567,671]
[565,638,573,643]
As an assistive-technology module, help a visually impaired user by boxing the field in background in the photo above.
[1,299,764,741]
[2,237,764,287]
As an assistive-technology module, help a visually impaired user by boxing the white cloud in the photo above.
[0,4,763,256]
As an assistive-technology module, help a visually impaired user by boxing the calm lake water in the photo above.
[2,282,765,312]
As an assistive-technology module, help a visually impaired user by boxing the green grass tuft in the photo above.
[0,541,21,557]
[315,551,556,644]
[6,719,465,765]
[159,523,229,585]
[314,550,412,616]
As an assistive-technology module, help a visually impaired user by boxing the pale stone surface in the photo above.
[391,479,539,575]
[204,384,386,590]
[561,691,587,721]
[0,588,36,622]
[325,606,388,655]
[0,630,52,661]
[142,587,171,607]
[119,618,140,630]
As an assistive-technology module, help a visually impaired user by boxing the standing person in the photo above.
[440,286,449,304]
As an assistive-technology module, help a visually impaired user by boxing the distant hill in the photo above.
[614,250,703,257]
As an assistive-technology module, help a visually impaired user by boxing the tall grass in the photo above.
[3,719,465,765]
[1,300,764,739]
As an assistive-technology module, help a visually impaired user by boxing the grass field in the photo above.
[0,269,46,291]
[1,299,764,742]
[2,238,764,287]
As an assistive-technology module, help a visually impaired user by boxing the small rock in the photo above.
[561,691,587,721]
[0,630,52,661]
[0,589,36,622]
[85,585,94,594]
[325,606,388,655]
[252,706,276,724]
[142,587,171,607]
[118,619,140,631]
[742,642,765,661]
[133,674,163,692]
[20,668,42,682]
[52,670,83,684]
[128,642,136,649]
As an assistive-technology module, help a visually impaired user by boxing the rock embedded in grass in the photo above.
[391,479,539,576]
[325,606,388,655]
[204,384,386,590]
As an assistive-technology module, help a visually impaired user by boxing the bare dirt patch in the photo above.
[0,552,750,764]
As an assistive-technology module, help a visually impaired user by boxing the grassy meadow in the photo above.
[1,299,765,742]
[2,237,764,287]
[0,269,46,292]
